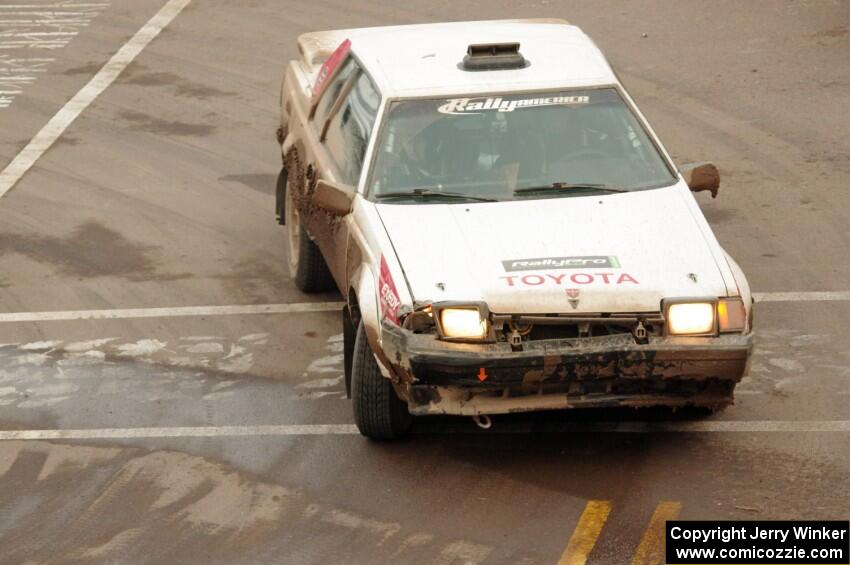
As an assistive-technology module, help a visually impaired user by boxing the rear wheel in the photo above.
[284,172,334,292]
[351,321,412,440]
[275,168,287,225]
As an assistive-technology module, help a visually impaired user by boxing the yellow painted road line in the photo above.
[631,501,682,565]
[558,500,612,565]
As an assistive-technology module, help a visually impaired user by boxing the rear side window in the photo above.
[312,58,356,126]
[323,72,380,185]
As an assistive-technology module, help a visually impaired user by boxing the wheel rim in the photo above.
[285,177,300,278]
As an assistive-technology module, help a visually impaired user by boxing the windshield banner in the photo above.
[438,94,591,115]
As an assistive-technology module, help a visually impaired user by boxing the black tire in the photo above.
[342,305,355,398]
[351,321,412,440]
[292,224,335,292]
[284,171,335,292]
[275,168,286,225]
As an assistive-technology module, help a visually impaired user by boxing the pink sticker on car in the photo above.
[311,39,351,106]
[379,255,401,325]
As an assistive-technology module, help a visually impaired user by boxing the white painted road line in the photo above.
[609,421,850,432]
[753,291,850,303]
[0,0,191,197]
[0,291,848,324]
[0,302,345,323]
[1,421,848,440]
[0,425,360,441]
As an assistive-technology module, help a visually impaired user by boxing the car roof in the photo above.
[297,19,618,98]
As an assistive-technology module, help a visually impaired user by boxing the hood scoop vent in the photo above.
[461,42,529,71]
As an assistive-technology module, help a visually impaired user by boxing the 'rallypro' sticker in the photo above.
[438,95,589,115]
[502,256,620,272]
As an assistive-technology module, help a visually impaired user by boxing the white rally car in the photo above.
[276,19,753,439]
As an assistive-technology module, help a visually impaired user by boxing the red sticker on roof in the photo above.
[311,38,351,106]
[378,255,401,325]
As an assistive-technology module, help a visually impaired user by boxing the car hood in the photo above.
[376,186,729,314]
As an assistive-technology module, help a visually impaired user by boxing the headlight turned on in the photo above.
[439,308,488,340]
[666,302,715,335]
[718,297,747,333]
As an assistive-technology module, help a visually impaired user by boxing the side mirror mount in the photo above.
[313,178,355,216]
[679,162,720,198]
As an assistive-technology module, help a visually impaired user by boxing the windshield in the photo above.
[368,88,676,202]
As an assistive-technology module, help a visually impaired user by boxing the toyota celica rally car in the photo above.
[275,19,753,439]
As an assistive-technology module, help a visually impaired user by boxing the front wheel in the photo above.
[351,320,412,440]
[284,170,334,292]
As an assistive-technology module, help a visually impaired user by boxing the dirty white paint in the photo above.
[753,291,850,303]
[0,333,270,410]
[296,375,343,390]
[297,391,340,399]
[75,528,143,560]
[19,340,62,350]
[217,351,253,374]
[116,339,166,357]
[767,358,805,372]
[431,540,493,565]
[17,394,72,408]
[181,342,224,354]
[64,338,116,351]
[739,329,843,397]
[0,56,50,108]
[77,335,259,374]
[0,292,845,324]
[0,440,507,560]
[59,350,106,364]
[392,533,436,558]
[321,509,401,545]
[36,443,122,481]
[2,421,849,441]
[306,354,344,374]
[222,344,246,358]
[0,443,24,478]
[298,334,346,399]
[0,302,345,322]
[180,336,223,341]
[239,333,270,342]
[0,2,108,109]
[0,0,192,198]
[12,352,49,366]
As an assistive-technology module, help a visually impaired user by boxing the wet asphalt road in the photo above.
[0,1,849,563]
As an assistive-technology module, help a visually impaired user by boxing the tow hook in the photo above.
[472,414,493,430]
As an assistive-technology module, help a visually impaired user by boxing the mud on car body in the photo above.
[276,19,753,439]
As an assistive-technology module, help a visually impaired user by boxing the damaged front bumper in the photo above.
[380,323,753,416]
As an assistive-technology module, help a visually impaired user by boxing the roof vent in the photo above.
[461,42,528,71]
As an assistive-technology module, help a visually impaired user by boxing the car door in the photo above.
[307,63,381,288]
